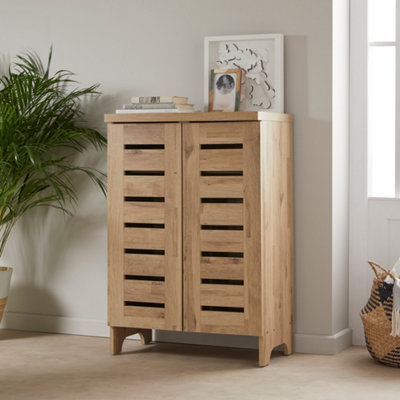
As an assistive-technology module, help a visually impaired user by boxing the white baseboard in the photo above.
[0,311,148,341]
[2,311,111,337]
[294,328,353,355]
[2,312,353,355]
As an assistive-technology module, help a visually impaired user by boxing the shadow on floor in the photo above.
[117,340,285,367]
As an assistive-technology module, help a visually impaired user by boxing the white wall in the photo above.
[0,0,350,353]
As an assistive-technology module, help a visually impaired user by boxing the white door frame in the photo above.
[349,0,369,345]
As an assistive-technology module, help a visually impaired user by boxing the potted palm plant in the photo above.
[0,49,106,322]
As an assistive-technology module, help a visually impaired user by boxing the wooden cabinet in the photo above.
[105,112,294,367]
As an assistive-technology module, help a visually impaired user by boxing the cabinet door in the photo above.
[183,122,261,335]
[108,123,182,331]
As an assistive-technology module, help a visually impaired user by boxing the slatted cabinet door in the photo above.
[108,123,182,331]
[183,122,262,336]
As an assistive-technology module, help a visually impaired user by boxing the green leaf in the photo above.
[0,47,107,257]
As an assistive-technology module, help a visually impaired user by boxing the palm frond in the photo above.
[0,48,106,257]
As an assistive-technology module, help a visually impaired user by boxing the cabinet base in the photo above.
[258,334,293,367]
[110,326,293,367]
[110,326,152,355]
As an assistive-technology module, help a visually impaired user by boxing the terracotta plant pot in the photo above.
[0,267,13,323]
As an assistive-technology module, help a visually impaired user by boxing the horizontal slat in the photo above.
[124,280,165,303]
[199,124,245,144]
[118,315,167,330]
[124,305,165,319]
[200,149,243,171]
[123,124,166,144]
[200,230,243,252]
[200,311,244,327]
[200,203,243,226]
[124,202,165,224]
[124,176,165,197]
[124,254,164,277]
[200,257,244,280]
[124,227,165,249]
[200,176,243,198]
[200,284,244,307]
[124,150,164,170]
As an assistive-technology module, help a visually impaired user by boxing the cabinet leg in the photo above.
[282,336,293,356]
[139,329,152,345]
[110,327,152,355]
[258,334,272,367]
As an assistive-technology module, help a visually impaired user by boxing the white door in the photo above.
[350,0,400,344]
[368,200,400,266]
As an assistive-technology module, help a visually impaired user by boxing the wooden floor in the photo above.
[0,329,398,400]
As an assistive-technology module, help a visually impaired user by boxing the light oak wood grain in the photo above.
[123,124,168,144]
[124,175,164,197]
[199,123,246,144]
[200,229,243,253]
[124,254,164,277]
[124,306,165,319]
[124,227,165,249]
[200,257,244,280]
[200,284,244,307]
[200,203,243,226]
[200,149,243,171]
[124,202,165,224]
[200,311,244,330]
[108,123,182,332]
[124,280,165,303]
[105,111,293,124]
[199,176,243,198]
[124,149,164,171]
[163,123,183,330]
[183,123,201,332]
[118,314,169,330]
[242,122,262,337]
[108,124,125,328]
[259,119,294,366]
[183,122,260,336]
[107,114,293,366]
[110,326,152,355]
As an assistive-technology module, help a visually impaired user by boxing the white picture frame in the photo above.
[204,34,284,113]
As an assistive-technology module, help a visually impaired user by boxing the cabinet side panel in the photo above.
[261,120,294,349]
[108,124,125,327]
[243,124,262,335]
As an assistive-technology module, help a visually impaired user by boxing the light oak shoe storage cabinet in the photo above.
[105,111,293,367]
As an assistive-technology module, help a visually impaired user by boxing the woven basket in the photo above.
[0,296,7,322]
[0,266,12,323]
[361,261,400,367]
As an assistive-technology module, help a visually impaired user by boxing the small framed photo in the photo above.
[208,68,241,112]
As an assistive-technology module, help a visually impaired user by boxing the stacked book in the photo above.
[116,96,195,113]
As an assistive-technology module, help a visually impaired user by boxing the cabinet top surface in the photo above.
[104,111,293,124]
